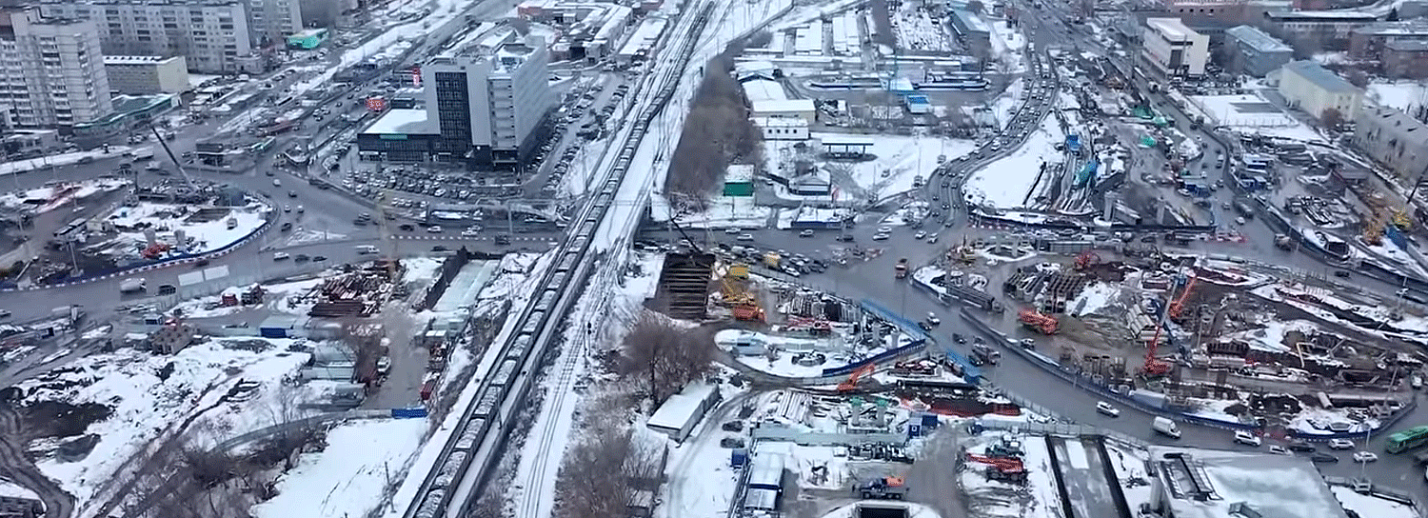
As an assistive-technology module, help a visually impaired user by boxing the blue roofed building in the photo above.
[1277,60,1363,123]
[1224,25,1292,77]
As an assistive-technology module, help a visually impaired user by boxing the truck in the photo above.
[971,343,1001,365]
[1234,201,1255,219]
[895,258,909,279]
[1152,417,1181,438]
[120,278,147,293]
[763,252,780,269]
[145,160,162,171]
[128,147,155,161]
[855,477,908,500]
[355,245,379,255]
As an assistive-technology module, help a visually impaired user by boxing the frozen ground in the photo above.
[651,195,773,229]
[1367,81,1428,113]
[986,15,1027,74]
[958,432,1064,518]
[18,337,312,508]
[963,114,1065,210]
[108,200,270,256]
[252,418,428,518]
[1190,94,1325,143]
[803,133,976,199]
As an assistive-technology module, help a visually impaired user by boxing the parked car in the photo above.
[1233,431,1261,446]
[1287,441,1316,453]
[872,233,890,241]
[273,252,290,261]
[294,254,310,262]
[836,235,855,242]
[427,226,442,233]
[799,229,814,238]
[1328,439,1354,450]
[1095,401,1120,417]
[926,313,940,326]
[1268,445,1291,455]
[1352,451,1379,463]
[1309,453,1339,464]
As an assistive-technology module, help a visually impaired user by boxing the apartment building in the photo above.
[1262,10,1381,50]
[1384,39,1428,78]
[244,0,302,46]
[1348,20,1428,59]
[104,55,188,94]
[38,0,279,74]
[1142,17,1210,77]
[0,6,112,129]
[1353,103,1428,181]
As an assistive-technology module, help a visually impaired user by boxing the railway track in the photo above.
[402,4,717,518]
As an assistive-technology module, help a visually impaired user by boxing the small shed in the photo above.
[743,488,778,511]
[789,170,831,196]
[821,135,874,158]
[747,453,785,490]
[646,383,721,442]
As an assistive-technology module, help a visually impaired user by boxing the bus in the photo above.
[1385,425,1428,453]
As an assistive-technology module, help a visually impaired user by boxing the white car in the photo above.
[1095,401,1120,417]
[927,313,940,325]
[1328,439,1354,450]
[462,227,481,237]
[427,226,442,233]
[1233,431,1261,446]
[877,226,893,234]
[272,252,290,261]
[272,178,281,187]
[914,231,927,240]
[737,234,754,241]
[1268,445,1291,455]
[1353,451,1379,463]
[927,233,939,244]
[725,227,741,235]
[872,233,890,241]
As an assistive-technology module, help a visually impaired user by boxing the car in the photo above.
[494,235,511,245]
[273,252,290,260]
[280,222,293,232]
[918,321,933,331]
[294,254,310,262]
[799,229,814,238]
[737,234,754,241]
[0,309,9,318]
[1268,445,1291,455]
[872,233,890,241]
[265,170,275,176]
[1328,439,1354,450]
[311,255,327,262]
[877,226,892,234]
[296,205,304,213]
[427,226,442,233]
[284,205,292,212]
[273,178,281,187]
[1353,451,1379,463]
[927,313,940,325]
[1334,270,1351,278]
[927,233,939,244]
[288,191,298,198]
[1139,235,1157,243]
[725,227,741,235]
[1233,431,1261,446]
[914,231,927,240]
[376,357,391,375]
[432,245,449,252]
[1287,441,1316,453]
[1309,452,1340,464]
[399,224,415,231]
[836,235,855,242]
[1095,401,1120,417]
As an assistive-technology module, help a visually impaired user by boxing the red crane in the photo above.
[1169,274,1198,321]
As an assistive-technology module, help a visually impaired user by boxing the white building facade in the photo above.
[104,55,188,94]
[1278,60,1363,122]
[0,7,112,129]
[1142,17,1209,77]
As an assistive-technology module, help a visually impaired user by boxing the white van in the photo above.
[355,245,379,255]
[1152,417,1182,438]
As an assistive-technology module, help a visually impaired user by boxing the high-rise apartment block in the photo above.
[0,6,112,129]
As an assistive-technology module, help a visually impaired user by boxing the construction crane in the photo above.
[374,188,399,279]
[147,122,196,190]
[1168,273,1197,321]
[718,261,764,322]
[1018,309,1059,334]
[838,363,875,392]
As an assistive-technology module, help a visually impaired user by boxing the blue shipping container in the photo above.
[391,407,429,419]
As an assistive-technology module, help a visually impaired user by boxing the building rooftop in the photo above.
[647,383,715,431]
[751,99,815,113]
[362,108,434,135]
[104,55,180,65]
[1283,60,1361,94]
[1226,25,1291,53]
[951,9,990,34]
[1149,447,1350,518]
[1353,20,1428,36]
[741,78,787,103]
[1387,39,1428,51]
[1360,103,1428,145]
[1147,17,1195,41]
[1264,9,1382,21]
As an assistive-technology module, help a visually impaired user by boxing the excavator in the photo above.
[1018,309,1059,334]
[838,364,874,393]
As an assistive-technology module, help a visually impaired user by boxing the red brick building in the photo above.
[1383,39,1428,78]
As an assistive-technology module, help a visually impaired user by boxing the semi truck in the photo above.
[895,258,909,279]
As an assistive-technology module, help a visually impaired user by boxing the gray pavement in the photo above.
[1050,436,1122,518]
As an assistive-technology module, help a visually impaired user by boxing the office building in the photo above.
[1263,10,1381,50]
[1224,25,1292,76]
[357,37,556,171]
[1384,39,1428,78]
[1354,103,1428,180]
[1349,20,1428,59]
[1142,17,1209,77]
[0,7,112,129]
[950,9,991,58]
[1277,60,1363,122]
[38,1,264,74]
[104,55,188,94]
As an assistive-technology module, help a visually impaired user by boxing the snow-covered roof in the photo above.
[747,453,785,488]
[617,17,667,57]
[362,108,434,135]
[751,99,815,115]
[727,164,756,182]
[646,383,715,432]
[1282,60,1360,94]
[1225,25,1290,53]
[741,79,788,102]
[819,135,875,146]
[752,117,808,128]
[743,488,778,510]
[1149,447,1349,518]
[1146,18,1196,41]
[0,478,39,501]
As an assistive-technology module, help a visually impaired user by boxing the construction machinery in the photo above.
[967,454,1028,483]
[718,262,764,322]
[855,476,908,499]
[838,363,874,392]
[1074,250,1101,270]
[1168,273,1197,321]
[1018,309,1059,334]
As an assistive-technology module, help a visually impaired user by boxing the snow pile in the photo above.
[400,256,446,283]
[108,201,270,256]
[963,115,1065,210]
[20,338,311,506]
[1218,318,1318,353]
[1331,486,1420,518]
[1070,282,1120,317]
[252,419,427,518]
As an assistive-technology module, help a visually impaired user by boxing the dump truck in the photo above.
[971,343,1001,365]
[895,258,909,279]
[856,477,908,500]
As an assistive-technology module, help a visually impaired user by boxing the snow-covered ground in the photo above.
[985,15,1027,74]
[652,195,773,229]
[1190,94,1325,143]
[1103,443,1153,512]
[0,178,131,213]
[252,419,428,518]
[1218,318,1319,353]
[1069,282,1121,317]
[958,432,1064,518]
[18,337,315,507]
[107,200,271,256]
[963,114,1065,210]
[1331,486,1420,518]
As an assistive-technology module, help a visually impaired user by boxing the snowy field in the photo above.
[252,419,428,518]
[1331,486,1420,518]
[891,1,953,53]
[804,133,975,199]
[18,337,316,507]
[963,114,1064,210]
[1190,94,1324,143]
[652,195,773,229]
[1368,81,1428,113]
[108,200,270,256]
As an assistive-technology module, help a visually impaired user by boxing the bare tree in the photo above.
[666,50,764,204]
[620,312,714,405]
[1321,107,1345,129]
[1345,69,1370,88]
[965,0,985,13]
[554,426,635,518]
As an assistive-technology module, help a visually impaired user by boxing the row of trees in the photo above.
[666,38,766,208]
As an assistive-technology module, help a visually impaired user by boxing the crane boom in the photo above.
[148,123,195,190]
